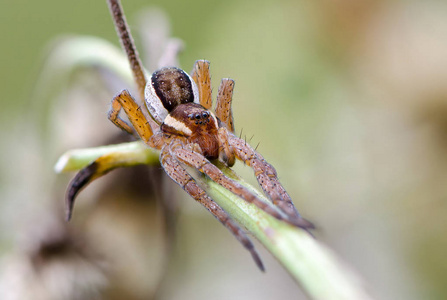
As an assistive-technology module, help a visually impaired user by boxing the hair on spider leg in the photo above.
[248,134,255,143]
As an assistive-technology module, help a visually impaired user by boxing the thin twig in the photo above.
[107,0,147,100]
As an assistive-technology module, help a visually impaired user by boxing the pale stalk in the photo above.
[55,142,373,300]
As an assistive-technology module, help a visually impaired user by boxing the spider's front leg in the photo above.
[191,60,235,133]
[191,60,212,110]
[160,144,265,271]
[215,78,235,133]
[170,140,295,226]
[209,69,304,224]
[221,127,314,229]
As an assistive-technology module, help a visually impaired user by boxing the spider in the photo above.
[65,0,313,271]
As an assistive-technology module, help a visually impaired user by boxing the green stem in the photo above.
[54,141,159,172]
[208,168,372,300]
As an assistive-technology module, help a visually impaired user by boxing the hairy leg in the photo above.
[160,145,264,271]
[170,141,299,227]
[215,78,235,132]
[191,60,212,109]
[222,128,314,229]
[108,90,154,143]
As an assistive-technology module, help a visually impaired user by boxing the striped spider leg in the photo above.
[65,0,313,271]
[190,61,308,227]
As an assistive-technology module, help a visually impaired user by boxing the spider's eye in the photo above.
[202,112,209,119]
[145,67,200,124]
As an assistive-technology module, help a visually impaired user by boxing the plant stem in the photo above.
[54,141,158,173]
[55,142,373,300]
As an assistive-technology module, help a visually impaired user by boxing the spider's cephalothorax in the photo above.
[147,67,220,159]
[162,102,220,159]
[66,0,313,272]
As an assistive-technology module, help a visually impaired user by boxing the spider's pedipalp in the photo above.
[160,145,265,271]
[170,141,291,225]
[217,127,236,167]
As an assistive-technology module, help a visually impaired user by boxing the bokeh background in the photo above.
[2,0,447,299]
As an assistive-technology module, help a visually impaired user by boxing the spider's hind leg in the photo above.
[65,90,158,221]
[108,89,154,144]
[160,144,265,271]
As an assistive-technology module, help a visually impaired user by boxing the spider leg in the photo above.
[191,60,212,109]
[222,128,314,229]
[170,141,296,227]
[108,89,154,144]
[215,78,235,133]
[65,150,147,221]
[160,144,264,271]
[215,79,236,166]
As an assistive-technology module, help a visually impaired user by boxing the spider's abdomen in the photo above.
[161,103,220,159]
[145,67,200,124]
[152,67,194,111]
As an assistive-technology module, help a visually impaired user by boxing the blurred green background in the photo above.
[2,0,447,299]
